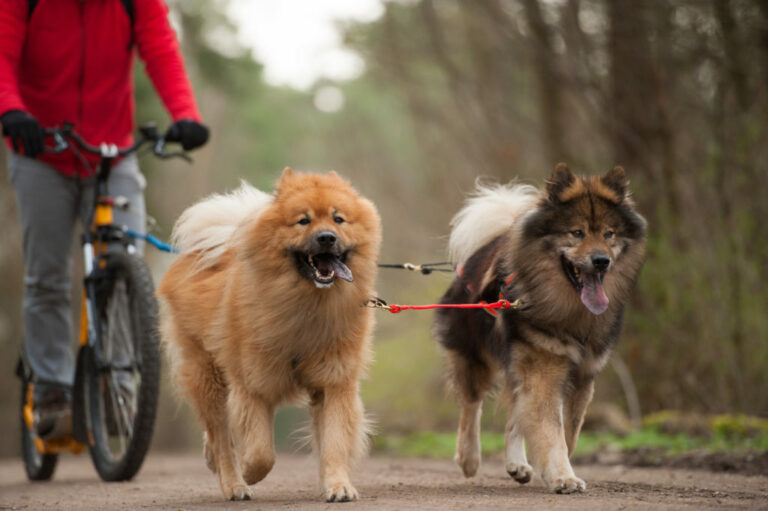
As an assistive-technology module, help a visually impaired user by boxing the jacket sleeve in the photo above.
[0,1,29,117]
[134,0,202,122]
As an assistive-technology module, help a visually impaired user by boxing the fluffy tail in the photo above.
[448,181,540,266]
[171,181,273,268]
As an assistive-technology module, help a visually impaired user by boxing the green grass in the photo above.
[372,418,768,459]
[373,432,504,459]
[574,428,768,456]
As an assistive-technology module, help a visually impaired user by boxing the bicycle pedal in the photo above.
[35,435,86,456]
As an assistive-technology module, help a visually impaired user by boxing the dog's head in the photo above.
[523,163,647,315]
[247,168,381,290]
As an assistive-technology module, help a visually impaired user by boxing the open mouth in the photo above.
[296,251,353,288]
[561,256,609,315]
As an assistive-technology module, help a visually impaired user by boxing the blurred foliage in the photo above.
[2,0,768,458]
[644,410,768,438]
[342,0,768,422]
[374,412,768,459]
[374,431,506,459]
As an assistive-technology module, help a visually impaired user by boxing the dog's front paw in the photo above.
[454,450,480,478]
[222,483,253,501]
[243,456,275,485]
[325,482,359,503]
[505,461,533,484]
[552,476,586,494]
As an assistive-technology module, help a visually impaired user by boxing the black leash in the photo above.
[377,261,454,275]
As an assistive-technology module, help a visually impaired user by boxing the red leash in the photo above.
[365,297,521,314]
[365,271,522,314]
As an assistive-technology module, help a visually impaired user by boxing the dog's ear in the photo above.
[601,166,627,201]
[546,163,576,202]
[275,167,297,196]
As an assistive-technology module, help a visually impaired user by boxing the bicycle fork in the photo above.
[73,192,115,447]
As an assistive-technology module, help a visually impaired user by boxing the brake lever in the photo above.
[154,138,192,163]
[44,131,69,154]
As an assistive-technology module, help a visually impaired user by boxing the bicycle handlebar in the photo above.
[43,122,191,163]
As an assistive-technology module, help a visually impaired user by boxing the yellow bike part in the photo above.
[23,383,86,455]
[94,203,113,227]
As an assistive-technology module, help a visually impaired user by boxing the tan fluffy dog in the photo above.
[157,169,381,502]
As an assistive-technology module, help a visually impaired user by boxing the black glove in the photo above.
[1,110,45,158]
[165,119,209,151]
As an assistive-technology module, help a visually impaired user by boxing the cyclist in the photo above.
[1,0,209,440]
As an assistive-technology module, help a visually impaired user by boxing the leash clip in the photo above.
[403,262,420,272]
[364,297,393,311]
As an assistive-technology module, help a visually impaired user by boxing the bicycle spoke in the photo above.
[111,372,134,439]
[99,276,139,456]
[105,374,127,456]
[107,280,136,364]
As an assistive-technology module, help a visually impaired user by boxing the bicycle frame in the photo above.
[81,146,128,361]
[26,124,188,456]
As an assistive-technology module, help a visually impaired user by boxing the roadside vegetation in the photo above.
[373,412,768,468]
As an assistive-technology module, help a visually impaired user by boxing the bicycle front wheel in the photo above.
[84,253,160,481]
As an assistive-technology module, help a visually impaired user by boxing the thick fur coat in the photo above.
[158,169,381,502]
[434,164,646,493]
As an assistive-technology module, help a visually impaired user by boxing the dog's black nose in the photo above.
[316,231,337,247]
[591,254,611,272]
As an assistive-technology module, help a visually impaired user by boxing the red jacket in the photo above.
[0,0,202,176]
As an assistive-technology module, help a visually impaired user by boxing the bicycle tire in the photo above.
[84,252,160,481]
[20,382,59,481]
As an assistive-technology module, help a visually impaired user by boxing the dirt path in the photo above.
[1,453,766,510]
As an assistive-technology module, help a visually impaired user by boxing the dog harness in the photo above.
[457,264,518,317]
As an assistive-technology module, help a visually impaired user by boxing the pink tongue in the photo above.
[331,259,354,282]
[580,273,609,315]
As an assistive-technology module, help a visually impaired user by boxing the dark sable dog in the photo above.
[434,164,646,494]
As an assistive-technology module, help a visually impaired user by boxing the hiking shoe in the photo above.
[34,385,73,440]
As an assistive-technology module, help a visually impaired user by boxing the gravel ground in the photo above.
[1,453,767,510]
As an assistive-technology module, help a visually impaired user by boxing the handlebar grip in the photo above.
[139,123,159,140]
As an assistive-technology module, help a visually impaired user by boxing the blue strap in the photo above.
[125,229,179,253]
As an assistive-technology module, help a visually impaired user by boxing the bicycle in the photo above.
[16,122,189,482]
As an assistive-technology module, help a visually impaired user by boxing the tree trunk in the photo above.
[521,0,568,164]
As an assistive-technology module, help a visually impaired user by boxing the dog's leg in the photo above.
[511,346,585,494]
[446,351,495,478]
[228,386,276,486]
[504,415,533,484]
[189,385,253,501]
[456,399,483,478]
[192,381,248,501]
[207,419,251,501]
[170,347,250,500]
[310,385,365,503]
[501,382,533,483]
[564,376,595,456]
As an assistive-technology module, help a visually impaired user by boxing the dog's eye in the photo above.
[604,230,615,239]
[333,215,345,224]
[297,217,311,226]
[571,229,585,239]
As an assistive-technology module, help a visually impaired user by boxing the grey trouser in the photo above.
[7,151,146,389]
